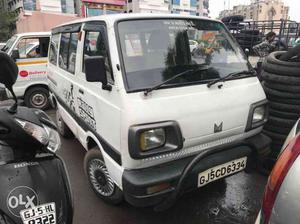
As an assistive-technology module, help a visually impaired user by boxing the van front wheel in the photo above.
[84,149,123,205]
[24,87,49,110]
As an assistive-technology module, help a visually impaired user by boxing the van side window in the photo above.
[59,33,70,71]
[49,34,60,65]
[13,37,49,59]
[59,32,78,74]
[68,33,78,74]
[83,31,113,83]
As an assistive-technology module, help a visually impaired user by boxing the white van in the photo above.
[48,14,271,208]
[1,32,51,109]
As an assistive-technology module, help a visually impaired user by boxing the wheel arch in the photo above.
[24,84,49,96]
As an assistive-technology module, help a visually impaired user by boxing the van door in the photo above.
[75,22,121,164]
[11,36,50,100]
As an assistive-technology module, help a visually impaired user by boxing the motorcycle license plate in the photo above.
[198,157,247,187]
[20,203,56,224]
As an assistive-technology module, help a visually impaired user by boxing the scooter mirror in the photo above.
[0,51,18,89]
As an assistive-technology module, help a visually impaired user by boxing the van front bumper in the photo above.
[122,133,271,208]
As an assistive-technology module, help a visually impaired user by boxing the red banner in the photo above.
[82,0,126,6]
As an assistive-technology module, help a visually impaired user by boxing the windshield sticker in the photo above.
[7,186,39,217]
[77,97,96,131]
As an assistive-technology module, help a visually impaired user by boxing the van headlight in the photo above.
[253,106,266,123]
[246,100,268,131]
[129,121,183,159]
[140,128,166,151]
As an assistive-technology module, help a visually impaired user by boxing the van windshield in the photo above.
[117,19,252,92]
[1,35,17,53]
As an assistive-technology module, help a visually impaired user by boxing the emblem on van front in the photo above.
[214,122,223,133]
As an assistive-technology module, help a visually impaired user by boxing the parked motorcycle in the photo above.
[0,51,73,224]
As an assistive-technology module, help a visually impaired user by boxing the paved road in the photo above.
[0,100,268,224]
[46,109,267,224]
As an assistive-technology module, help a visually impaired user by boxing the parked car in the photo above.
[0,32,51,109]
[256,118,300,224]
[48,13,271,209]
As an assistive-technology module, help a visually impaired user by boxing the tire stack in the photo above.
[261,51,300,158]
[234,30,262,54]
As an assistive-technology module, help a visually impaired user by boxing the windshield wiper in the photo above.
[207,69,256,88]
[144,65,209,96]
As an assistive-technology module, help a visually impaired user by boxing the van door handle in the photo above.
[79,89,84,95]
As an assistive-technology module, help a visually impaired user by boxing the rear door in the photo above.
[11,36,50,97]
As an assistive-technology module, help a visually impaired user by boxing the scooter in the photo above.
[0,52,73,223]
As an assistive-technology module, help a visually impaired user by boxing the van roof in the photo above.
[15,32,51,37]
[52,13,220,30]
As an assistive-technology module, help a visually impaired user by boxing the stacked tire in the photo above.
[234,30,262,54]
[261,51,300,158]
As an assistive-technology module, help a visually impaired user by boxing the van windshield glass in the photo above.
[118,19,252,91]
[1,35,17,52]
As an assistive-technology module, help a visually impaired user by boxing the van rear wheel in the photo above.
[56,109,74,139]
[24,87,49,110]
[84,148,123,205]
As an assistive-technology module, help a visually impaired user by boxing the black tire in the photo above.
[269,108,300,120]
[240,29,260,35]
[263,85,300,99]
[261,71,300,85]
[263,51,300,77]
[279,44,300,61]
[269,101,300,114]
[56,109,74,139]
[264,123,291,135]
[263,130,287,142]
[263,81,300,93]
[24,87,49,110]
[268,116,296,129]
[267,96,300,105]
[84,148,123,205]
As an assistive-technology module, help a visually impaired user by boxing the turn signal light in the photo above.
[262,134,300,223]
[147,183,171,195]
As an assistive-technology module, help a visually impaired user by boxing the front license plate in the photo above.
[20,203,56,224]
[198,157,247,187]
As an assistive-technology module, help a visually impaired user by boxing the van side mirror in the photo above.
[0,51,19,113]
[84,56,112,91]
[11,49,20,61]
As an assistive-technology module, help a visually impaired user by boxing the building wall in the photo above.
[127,0,169,14]
[219,0,289,21]
[16,10,77,32]
[127,0,209,16]
[7,0,75,14]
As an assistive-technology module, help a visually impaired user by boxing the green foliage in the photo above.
[0,12,17,42]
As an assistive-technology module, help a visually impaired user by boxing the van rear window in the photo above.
[58,32,78,74]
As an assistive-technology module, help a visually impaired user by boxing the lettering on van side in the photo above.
[77,97,96,131]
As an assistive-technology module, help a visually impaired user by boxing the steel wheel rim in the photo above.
[88,158,115,197]
[31,93,47,108]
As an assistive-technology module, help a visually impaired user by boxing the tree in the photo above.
[0,12,17,42]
